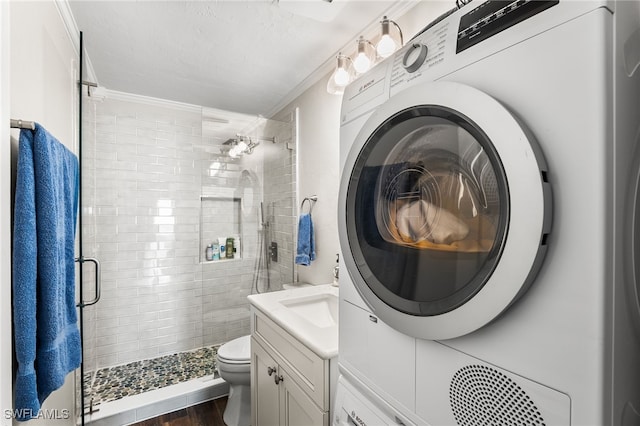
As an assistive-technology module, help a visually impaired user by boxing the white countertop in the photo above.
[248,284,338,359]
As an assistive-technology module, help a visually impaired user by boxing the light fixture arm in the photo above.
[387,18,403,46]
[358,35,376,53]
[336,54,352,74]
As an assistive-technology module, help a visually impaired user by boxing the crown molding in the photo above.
[54,0,98,85]
[104,89,203,114]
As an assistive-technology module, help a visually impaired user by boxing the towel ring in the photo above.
[300,196,317,215]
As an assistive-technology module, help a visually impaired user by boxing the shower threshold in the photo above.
[83,345,229,425]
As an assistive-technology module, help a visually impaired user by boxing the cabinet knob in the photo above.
[267,366,276,376]
[274,374,284,385]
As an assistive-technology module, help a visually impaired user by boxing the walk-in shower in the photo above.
[79,96,296,424]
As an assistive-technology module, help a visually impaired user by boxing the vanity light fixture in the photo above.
[353,36,376,74]
[326,15,404,95]
[376,16,403,58]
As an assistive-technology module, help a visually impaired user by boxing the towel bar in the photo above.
[10,119,35,130]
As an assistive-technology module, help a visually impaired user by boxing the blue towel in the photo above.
[295,213,316,266]
[12,123,81,421]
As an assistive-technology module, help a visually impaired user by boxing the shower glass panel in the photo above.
[79,95,295,417]
[200,110,296,345]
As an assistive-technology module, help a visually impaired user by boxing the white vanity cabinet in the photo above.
[252,337,325,425]
[250,305,336,426]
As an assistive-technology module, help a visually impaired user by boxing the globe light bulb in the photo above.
[335,68,351,86]
[377,34,397,58]
[353,36,374,74]
[353,52,372,74]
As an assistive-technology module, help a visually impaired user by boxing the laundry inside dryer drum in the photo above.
[347,107,509,316]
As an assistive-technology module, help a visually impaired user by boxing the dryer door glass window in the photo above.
[346,106,509,316]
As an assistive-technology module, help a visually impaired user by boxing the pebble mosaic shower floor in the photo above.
[83,345,220,407]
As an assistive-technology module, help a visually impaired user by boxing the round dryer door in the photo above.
[339,82,551,340]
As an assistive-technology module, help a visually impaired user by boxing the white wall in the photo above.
[1,0,13,422]
[276,1,454,285]
[276,79,342,285]
[7,1,79,424]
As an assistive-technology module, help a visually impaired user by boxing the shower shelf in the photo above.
[199,196,242,264]
[202,257,241,265]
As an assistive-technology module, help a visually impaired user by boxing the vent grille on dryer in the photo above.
[449,365,546,426]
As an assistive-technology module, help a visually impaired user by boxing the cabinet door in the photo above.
[281,365,327,426]
[253,310,329,409]
[252,338,280,426]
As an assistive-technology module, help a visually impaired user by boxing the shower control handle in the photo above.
[267,367,276,376]
[274,374,284,385]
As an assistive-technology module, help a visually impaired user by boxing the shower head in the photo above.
[260,202,269,228]
[259,202,274,230]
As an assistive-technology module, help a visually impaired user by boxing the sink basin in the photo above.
[248,284,339,358]
[279,292,338,328]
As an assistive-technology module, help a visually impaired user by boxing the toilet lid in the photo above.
[217,335,251,362]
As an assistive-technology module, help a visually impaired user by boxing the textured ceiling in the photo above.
[69,1,400,117]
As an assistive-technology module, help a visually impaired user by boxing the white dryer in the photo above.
[337,1,640,425]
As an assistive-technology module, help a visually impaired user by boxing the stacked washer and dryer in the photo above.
[334,1,640,425]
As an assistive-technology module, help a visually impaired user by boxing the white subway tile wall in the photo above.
[81,96,295,372]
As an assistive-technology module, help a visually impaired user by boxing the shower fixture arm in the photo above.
[257,136,276,143]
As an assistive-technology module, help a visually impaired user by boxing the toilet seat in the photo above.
[217,335,251,364]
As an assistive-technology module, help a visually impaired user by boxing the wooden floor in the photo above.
[130,397,228,426]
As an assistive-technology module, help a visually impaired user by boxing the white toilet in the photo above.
[216,335,251,426]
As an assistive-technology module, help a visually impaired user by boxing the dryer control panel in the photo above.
[390,20,451,90]
[389,0,560,95]
[457,0,559,53]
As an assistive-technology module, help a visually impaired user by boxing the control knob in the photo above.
[402,43,428,73]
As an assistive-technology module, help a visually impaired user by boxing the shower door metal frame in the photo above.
[77,30,102,425]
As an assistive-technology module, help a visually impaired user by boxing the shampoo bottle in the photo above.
[218,237,226,259]
[226,237,234,259]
